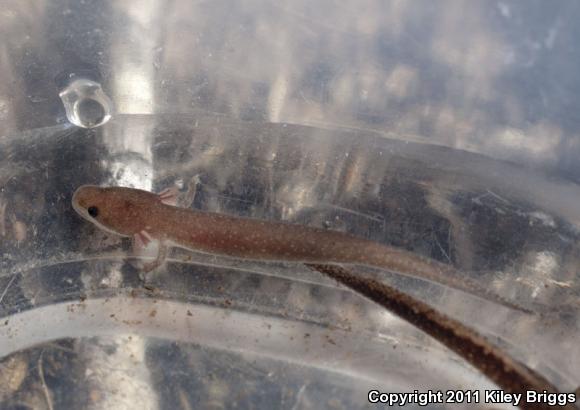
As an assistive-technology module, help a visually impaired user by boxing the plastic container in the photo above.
[1,1,580,409]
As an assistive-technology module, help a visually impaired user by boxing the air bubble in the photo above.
[59,78,113,128]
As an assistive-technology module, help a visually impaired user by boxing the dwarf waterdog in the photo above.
[71,180,526,312]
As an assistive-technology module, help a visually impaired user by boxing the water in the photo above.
[1,114,579,408]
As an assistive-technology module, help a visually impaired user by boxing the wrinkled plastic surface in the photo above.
[1,1,580,409]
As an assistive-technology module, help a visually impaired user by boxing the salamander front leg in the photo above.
[158,187,179,206]
[142,242,169,273]
[133,230,152,250]
[157,175,200,208]
[132,230,168,277]
[181,175,201,208]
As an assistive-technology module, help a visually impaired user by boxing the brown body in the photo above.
[72,185,520,309]
[73,185,577,408]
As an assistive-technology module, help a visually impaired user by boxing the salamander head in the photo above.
[72,185,159,237]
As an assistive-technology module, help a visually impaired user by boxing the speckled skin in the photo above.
[72,185,520,309]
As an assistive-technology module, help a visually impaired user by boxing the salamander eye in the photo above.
[87,206,99,218]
